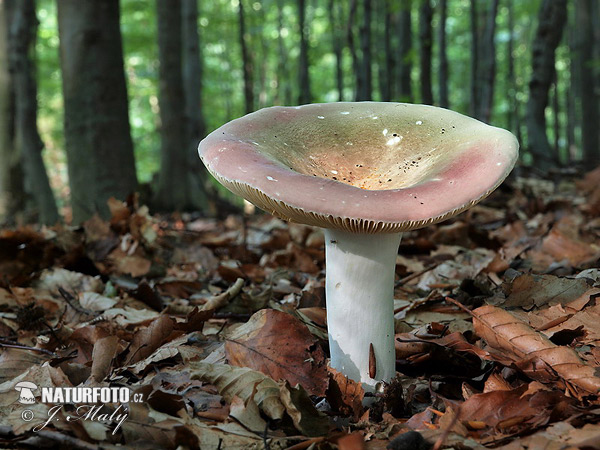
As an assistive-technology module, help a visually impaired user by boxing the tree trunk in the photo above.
[356,0,372,101]
[575,0,599,166]
[182,0,206,144]
[181,0,210,212]
[378,0,393,101]
[58,0,138,223]
[297,0,311,104]
[397,0,412,102]
[7,0,58,224]
[475,0,499,122]
[418,0,433,105]
[506,0,516,132]
[469,0,478,117]
[552,74,560,157]
[0,0,25,222]
[154,0,201,211]
[438,0,448,108]
[276,0,292,105]
[526,0,567,170]
[347,0,359,101]
[328,0,344,101]
[238,0,254,113]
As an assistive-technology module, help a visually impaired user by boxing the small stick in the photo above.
[395,263,439,287]
[201,278,244,311]
[0,339,57,358]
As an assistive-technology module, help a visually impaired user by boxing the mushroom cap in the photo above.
[199,102,518,233]
[15,381,37,390]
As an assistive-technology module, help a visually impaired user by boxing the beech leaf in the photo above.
[472,304,600,395]
[187,361,285,420]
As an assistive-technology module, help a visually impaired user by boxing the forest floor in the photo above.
[2,167,600,449]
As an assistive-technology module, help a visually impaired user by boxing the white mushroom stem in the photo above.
[324,228,402,391]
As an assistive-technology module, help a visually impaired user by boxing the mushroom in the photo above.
[14,381,37,404]
[198,102,518,391]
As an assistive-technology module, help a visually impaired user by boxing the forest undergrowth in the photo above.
[2,167,600,449]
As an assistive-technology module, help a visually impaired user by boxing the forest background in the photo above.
[0,0,598,225]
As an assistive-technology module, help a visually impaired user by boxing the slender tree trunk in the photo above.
[476,0,499,122]
[182,0,206,143]
[552,74,560,157]
[181,0,210,212]
[397,0,412,102]
[238,0,254,113]
[506,0,515,131]
[58,0,137,223]
[297,0,311,104]
[276,0,292,105]
[418,0,433,105]
[154,0,199,211]
[526,0,567,170]
[567,24,577,162]
[256,4,269,107]
[575,0,599,166]
[328,0,344,101]
[0,0,26,222]
[356,0,372,101]
[8,0,58,224]
[347,0,359,101]
[438,0,448,108]
[469,0,478,117]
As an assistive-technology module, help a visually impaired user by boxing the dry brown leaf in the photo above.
[225,309,328,396]
[541,226,598,267]
[501,274,591,309]
[90,335,120,382]
[187,361,285,420]
[472,305,600,395]
[280,381,329,437]
[124,315,179,365]
[326,367,365,418]
[229,395,267,433]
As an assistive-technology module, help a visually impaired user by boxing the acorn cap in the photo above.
[199,102,519,233]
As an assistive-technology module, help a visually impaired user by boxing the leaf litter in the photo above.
[2,172,600,448]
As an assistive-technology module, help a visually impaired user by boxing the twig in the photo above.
[58,287,95,316]
[395,263,439,287]
[201,278,244,311]
[432,406,461,450]
[444,296,473,314]
[0,339,57,358]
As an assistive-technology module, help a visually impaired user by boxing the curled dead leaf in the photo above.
[472,305,600,396]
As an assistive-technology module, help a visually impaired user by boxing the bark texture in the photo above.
[397,0,412,102]
[356,0,372,101]
[182,0,210,212]
[0,0,25,221]
[418,0,433,105]
[58,0,138,223]
[238,0,254,113]
[328,0,344,101]
[297,0,311,104]
[8,0,58,224]
[437,0,448,108]
[575,0,599,165]
[475,0,499,122]
[526,0,567,169]
[154,0,207,212]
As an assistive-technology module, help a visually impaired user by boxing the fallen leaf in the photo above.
[280,381,329,436]
[187,361,285,420]
[225,309,328,396]
[501,274,591,309]
[472,305,600,396]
